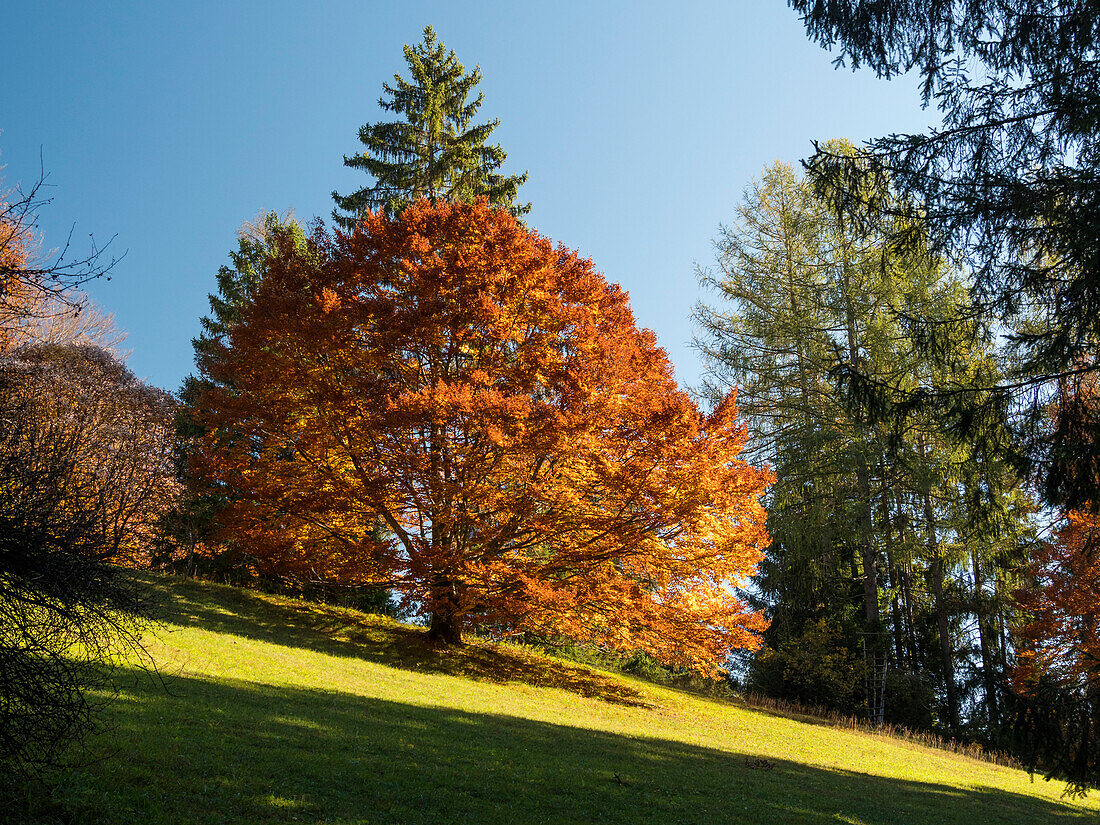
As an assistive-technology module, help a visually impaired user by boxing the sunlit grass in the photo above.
[48,572,1100,824]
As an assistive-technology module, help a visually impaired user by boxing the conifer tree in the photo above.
[332,26,529,227]
[696,156,1033,731]
[197,211,308,355]
[165,212,307,573]
[786,0,1100,514]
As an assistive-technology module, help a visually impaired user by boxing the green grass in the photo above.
[45,572,1100,824]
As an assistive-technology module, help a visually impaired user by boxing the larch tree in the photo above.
[695,154,919,721]
[195,199,770,672]
[787,1,1100,786]
[332,25,529,226]
[695,160,874,713]
[696,156,1033,730]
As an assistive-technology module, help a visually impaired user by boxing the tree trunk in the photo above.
[928,553,959,732]
[427,567,463,644]
[885,546,906,670]
[858,459,885,725]
[895,493,919,669]
[880,485,905,668]
[972,545,1000,726]
[859,463,879,630]
[427,611,463,644]
[902,567,918,667]
[916,435,958,733]
[834,219,885,725]
[892,490,918,669]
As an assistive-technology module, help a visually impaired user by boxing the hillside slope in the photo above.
[57,573,1099,824]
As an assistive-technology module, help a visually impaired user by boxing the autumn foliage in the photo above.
[1012,506,1100,790]
[1016,372,1100,692]
[1009,372,1100,791]
[0,191,40,350]
[0,165,163,781]
[195,199,770,671]
[1015,509,1100,692]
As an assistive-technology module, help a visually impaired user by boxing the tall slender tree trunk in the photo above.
[837,214,885,726]
[902,566,918,667]
[924,487,959,733]
[893,490,918,669]
[882,490,905,669]
[858,464,879,630]
[928,553,959,731]
[971,545,1000,727]
[858,460,885,725]
[995,571,1012,680]
[839,245,878,639]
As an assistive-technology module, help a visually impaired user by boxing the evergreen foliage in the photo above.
[696,156,1034,737]
[197,211,308,355]
[787,0,1100,791]
[787,0,1100,513]
[332,26,529,227]
[164,212,308,573]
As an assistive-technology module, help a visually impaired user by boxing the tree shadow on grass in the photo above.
[68,668,1096,825]
[136,572,651,707]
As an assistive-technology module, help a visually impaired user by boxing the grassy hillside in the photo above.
[47,573,1100,824]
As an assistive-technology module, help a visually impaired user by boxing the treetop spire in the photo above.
[333,25,529,226]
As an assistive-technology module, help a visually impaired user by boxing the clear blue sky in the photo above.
[2,1,936,393]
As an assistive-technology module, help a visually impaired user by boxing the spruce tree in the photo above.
[787,0,1100,513]
[332,26,529,227]
[195,211,307,356]
[164,213,307,574]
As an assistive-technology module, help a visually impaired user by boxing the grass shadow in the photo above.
[137,572,652,708]
[59,667,1096,825]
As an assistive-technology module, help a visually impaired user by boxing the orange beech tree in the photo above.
[196,200,771,670]
[1017,371,1100,691]
[1013,508,1100,790]
[1011,371,1100,790]
[1016,510,1100,692]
